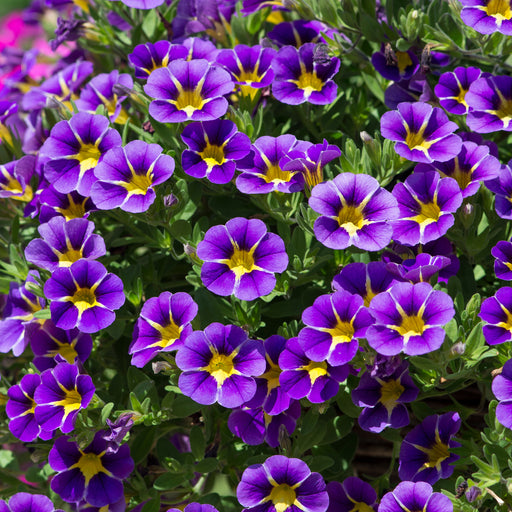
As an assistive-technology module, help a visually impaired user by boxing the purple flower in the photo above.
[326,477,377,512]
[31,320,92,371]
[367,282,455,356]
[44,260,125,333]
[0,271,45,356]
[372,45,418,82]
[197,217,288,301]
[460,0,512,35]
[228,401,301,447]
[215,44,276,98]
[486,161,512,219]
[167,505,219,512]
[25,216,106,271]
[118,0,166,9]
[268,20,339,48]
[39,113,122,196]
[129,291,198,368]
[237,455,329,512]
[144,59,234,123]
[398,412,461,484]
[385,252,451,284]
[182,37,219,62]
[332,262,396,306]
[34,361,95,434]
[76,71,133,124]
[241,0,286,15]
[380,102,462,163]
[49,432,134,507]
[492,239,512,280]
[39,186,96,223]
[391,171,462,246]
[378,481,453,512]
[298,290,373,366]
[176,323,266,408]
[0,493,62,512]
[236,135,309,194]
[492,359,512,429]
[181,120,251,184]
[243,335,290,415]
[384,72,434,110]
[281,139,341,191]
[434,66,484,115]
[309,173,399,251]
[128,41,188,80]
[480,287,512,345]
[90,140,175,213]
[271,43,340,105]
[0,156,35,202]
[279,338,348,403]
[352,359,419,432]
[22,60,93,110]
[414,141,500,198]
[466,75,512,132]
[6,374,52,442]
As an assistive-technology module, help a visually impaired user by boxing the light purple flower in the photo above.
[326,477,377,512]
[480,287,512,345]
[492,358,512,429]
[492,239,512,280]
[460,0,512,35]
[378,481,453,512]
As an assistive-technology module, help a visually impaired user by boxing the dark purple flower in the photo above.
[298,290,373,366]
[25,216,105,271]
[367,282,455,356]
[34,361,95,434]
[372,45,418,82]
[50,17,86,51]
[31,320,92,371]
[378,481,453,512]
[44,260,125,333]
[0,155,35,202]
[236,134,309,194]
[39,113,122,196]
[176,323,266,408]
[271,43,340,105]
[460,0,512,35]
[466,75,512,132]
[281,139,341,191]
[0,271,45,356]
[181,120,251,184]
[332,262,396,307]
[326,477,377,512]
[384,72,435,110]
[241,0,287,15]
[279,337,348,403]
[76,71,133,124]
[237,455,329,512]
[7,374,52,442]
[380,102,462,163]
[128,41,188,80]
[197,217,288,301]
[434,66,484,115]
[215,44,276,99]
[480,287,512,345]
[39,186,96,223]
[102,414,135,453]
[352,360,419,432]
[492,358,512,429]
[0,493,61,512]
[486,161,512,219]
[391,172,462,246]
[267,20,338,48]
[309,173,399,251]
[167,505,219,512]
[385,252,451,284]
[49,433,134,507]
[90,140,175,213]
[144,59,234,122]
[398,412,461,484]
[228,401,301,447]
[413,140,500,198]
[129,291,198,368]
[493,239,512,280]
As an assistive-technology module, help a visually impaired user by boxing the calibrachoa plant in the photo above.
[2,1,512,511]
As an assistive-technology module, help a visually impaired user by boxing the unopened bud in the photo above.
[152,361,173,374]
[163,194,178,208]
[184,243,196,256]
[450,342,465,356]
[278,423,291,452]
[465,486,482,503]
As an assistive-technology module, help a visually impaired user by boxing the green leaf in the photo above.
[194,458,218,473]
[171,395,203,418]
[0,450,14,468]
[131,427,156,464]
[190,425,206,461]
[101,402,114,424]
[153,473,185,491]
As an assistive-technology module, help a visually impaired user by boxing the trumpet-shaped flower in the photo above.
[480,286,512,344]
[326,477,377,512]
[379,481,453,512]
[492,239,512,280]
[492,358,512,429]
[460,0,512,35]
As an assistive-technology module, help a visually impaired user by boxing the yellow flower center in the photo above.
[175,89,205,116]
[423,438,450,468]
[269,483,297,512]
[155,321,182,348]
[414,201,442,225]
[58,195,88,220]
[59,248,84,267]
[74,452,107,484]
[296,72,323,95]
[238,69,262,85]
[337,205,366,235]
[200,143,226,167]
[379,379,405,411]
[71,287,98,314]
[456,88,468,107]
[445,159,472,190]
[352,503,375,512]
[227,248,255,277]
[206,352,236,385]
[396,51,413,74]
[397,314,425,337]
[405,130,434,152]
[261,359,281,391]
[328,321,355,345]
[124,173,153,195]
[484,0,512,19]
[263,164,292,183]
[76,143,101,173]
[303,360,328,384]
[49,342,78,363]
